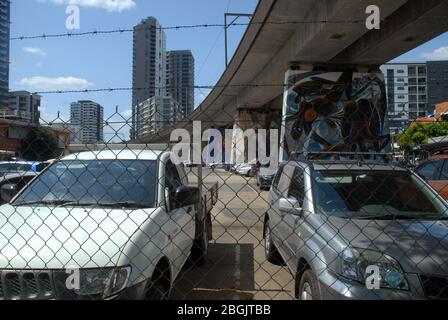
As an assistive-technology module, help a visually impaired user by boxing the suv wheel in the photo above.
[296,270,321,300]
[264,218,283,265]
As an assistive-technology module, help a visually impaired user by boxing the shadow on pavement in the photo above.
[170,243,255,300]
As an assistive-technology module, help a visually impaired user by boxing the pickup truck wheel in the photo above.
[190,220,208,266]
[145,262,171,300]
[264,219,283,265]
[297,270,321,300]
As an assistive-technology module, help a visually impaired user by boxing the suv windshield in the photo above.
[313,170,448,220]
[0,163,32,175]
[13,160,157,208]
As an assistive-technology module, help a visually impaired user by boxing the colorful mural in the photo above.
[280,69,391,161]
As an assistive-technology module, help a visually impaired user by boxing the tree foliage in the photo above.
[22,127,59,161]
[398,122,448,151]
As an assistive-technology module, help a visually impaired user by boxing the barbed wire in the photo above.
[11,17,448,41]
[30,84,285,95]
[9,20,363,40]
[29,82,440,95]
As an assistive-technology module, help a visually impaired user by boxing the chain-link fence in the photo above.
[1,103,448,301]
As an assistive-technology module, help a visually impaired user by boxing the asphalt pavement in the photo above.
[171,167,294,300]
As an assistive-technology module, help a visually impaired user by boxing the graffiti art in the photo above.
[281,69,391,161]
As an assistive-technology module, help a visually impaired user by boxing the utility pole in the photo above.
[224,13,253,67]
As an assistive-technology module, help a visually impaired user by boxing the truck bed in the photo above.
[189,182,218,242]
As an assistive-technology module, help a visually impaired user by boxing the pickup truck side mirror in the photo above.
[1,184,18,203]
[279,198,303,215]
[174,186,199,209]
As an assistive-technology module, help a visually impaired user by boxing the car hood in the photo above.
[326,216,448,275]
[0,204,154,269]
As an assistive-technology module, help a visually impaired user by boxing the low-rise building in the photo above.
[413,101,448,123]
[47,122,83,144]
[0,119,70,158]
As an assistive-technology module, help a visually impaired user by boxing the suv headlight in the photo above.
[340,248,409,290]
[75,266,132,298]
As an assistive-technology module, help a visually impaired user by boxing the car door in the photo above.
[268,164,285,251]
[278,165,306,269]
[164,161,195,275]
[270,163,297,262]
[416,159,446,198]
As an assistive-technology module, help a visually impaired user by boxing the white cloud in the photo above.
[421,47,448,60]
[122,109,133,119]
[42,0,136,12]
[23,47,47,56]
[20,76,94,91]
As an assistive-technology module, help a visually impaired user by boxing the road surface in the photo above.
[171,167,294,300]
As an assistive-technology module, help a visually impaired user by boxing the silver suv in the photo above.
[263,160,448,300]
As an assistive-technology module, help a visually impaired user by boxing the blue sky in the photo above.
[8,0,448,141]
[9,0,258,141]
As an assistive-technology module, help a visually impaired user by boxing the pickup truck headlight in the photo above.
[341,248,409,290]
[75,266,132,298]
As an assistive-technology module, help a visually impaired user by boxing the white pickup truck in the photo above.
[0,148,218,300]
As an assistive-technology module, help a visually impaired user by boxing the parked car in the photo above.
[415,154,448,199]
[230,163,242,173]
[236,160,258,177]
[236,163,253,176]
[264,160,448,300]
[207,161,223,169]
[256,166,277,191]
[0,172,38,205]
[0,148,218,300]
[0,161,41,176]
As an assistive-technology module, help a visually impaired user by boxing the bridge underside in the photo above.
[143,0,448,143]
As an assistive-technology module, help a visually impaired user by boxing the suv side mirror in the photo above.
[174,186,199,209]
[1,184,18,203]
[279,198,303,215]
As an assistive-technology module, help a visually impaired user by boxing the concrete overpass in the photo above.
[144,0,448,143]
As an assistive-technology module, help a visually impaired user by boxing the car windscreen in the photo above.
[313,170,448,220]
[12,160,157,208]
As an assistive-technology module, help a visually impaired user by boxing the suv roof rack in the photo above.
[291,151,394,163]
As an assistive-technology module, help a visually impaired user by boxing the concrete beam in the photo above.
[235,0,395,109]
[332,0,448,64]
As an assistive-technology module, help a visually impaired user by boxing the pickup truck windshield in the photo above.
[314,170,448,220]
[13,160,157,208]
